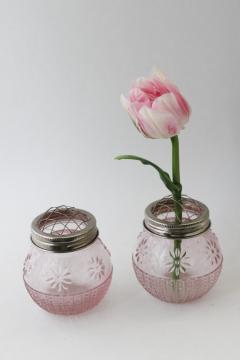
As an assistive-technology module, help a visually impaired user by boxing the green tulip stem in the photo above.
[171,135,182,280]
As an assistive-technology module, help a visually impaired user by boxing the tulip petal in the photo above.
[120,94,148,135]
[139,106,179,138]
[134,77,148,88]
[152,93,189,127]
[120,94,139,129]
[151,69,166,82]
[164,82,191,120]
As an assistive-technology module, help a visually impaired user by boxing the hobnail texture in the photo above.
[133,228,222,303]
[23,238,112,314]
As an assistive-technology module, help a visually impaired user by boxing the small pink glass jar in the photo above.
[132,196,223,303]
[23,206,113,315]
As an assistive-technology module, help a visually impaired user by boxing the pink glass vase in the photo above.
[132,196,223,303]
[23,206,113,315]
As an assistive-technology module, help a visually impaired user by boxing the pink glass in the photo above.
[132,198,223,303]
[23,238,112,315]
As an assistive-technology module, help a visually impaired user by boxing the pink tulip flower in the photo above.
[120,71,191,139]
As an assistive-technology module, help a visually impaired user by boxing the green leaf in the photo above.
[115,154,180,194]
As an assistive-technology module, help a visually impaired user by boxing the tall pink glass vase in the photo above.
[23,206,113,315]
[132,196,223,303]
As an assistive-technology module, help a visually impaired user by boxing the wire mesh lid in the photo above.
[144,196,210,239]
[31,206,98,252]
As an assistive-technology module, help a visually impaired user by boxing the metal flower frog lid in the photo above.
[31,205,98,252]
[144,195,210,239]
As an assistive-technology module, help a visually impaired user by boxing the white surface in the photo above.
[0,0,240,359]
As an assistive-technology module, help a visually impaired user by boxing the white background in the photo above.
[0,0,240,359]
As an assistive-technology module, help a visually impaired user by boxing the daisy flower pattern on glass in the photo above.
[135,237,148,264]
[88,256,105,281]
[23,249,40,277]
[166,248,191,277]
[23,253,32,277]
[206,234,221,266]
[45,263,72,292]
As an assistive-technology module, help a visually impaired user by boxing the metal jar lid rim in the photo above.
[31,206,98,252]
[144,196,210,239]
